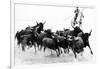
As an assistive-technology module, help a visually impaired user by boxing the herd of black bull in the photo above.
[15,22,93,58]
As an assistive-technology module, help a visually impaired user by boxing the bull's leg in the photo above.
[51,50,53,55]
[64,49,67,54]
[88,44,93,55]
[37,44,40,50]
[56,50,60,57]
[27,43,32,49]
[34,44,37,53]
[39,46,42,51]
[22,45,25,52]
[18,45,20,48]
[18,44,20,48]
[61,49,63,54]
[81,52,83,56]
[27,46,30,49]
[30,42,33,47]
[44,47,46,52]
[59,47,63,54]
[39,44,43,51]
[72,48,77,58]
[64,48,69,54]
[73,51,77,58]
[57,48,61,56]
[67,46,70,54]
[67,48,69,54]
[18,41,20,48]
[37,43,40,50]
[58,47,61,54]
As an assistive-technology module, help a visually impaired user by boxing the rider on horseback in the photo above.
[74,7,80,23]
[72,7,84,29]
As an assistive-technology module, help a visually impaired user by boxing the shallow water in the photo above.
[15,44,94,65]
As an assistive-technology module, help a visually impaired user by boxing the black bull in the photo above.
[68,31,93,58]
[55,28,93,58]
[15,23,93,58]
[15,22,45,51]
[42,37,61,56]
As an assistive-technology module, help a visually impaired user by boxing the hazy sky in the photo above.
[15,4,95,33]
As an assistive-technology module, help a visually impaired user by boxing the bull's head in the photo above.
[36,21,46,25]
[43,21,46,25]
[15,31,20,39]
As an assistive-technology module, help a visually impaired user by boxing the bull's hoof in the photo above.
[57,54,60,57]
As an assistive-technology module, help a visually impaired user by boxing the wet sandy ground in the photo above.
[15,43,94,65]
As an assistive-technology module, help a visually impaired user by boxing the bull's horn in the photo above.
[43,21,46,24]
[36,21,38,24]
[89,29,92,35]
